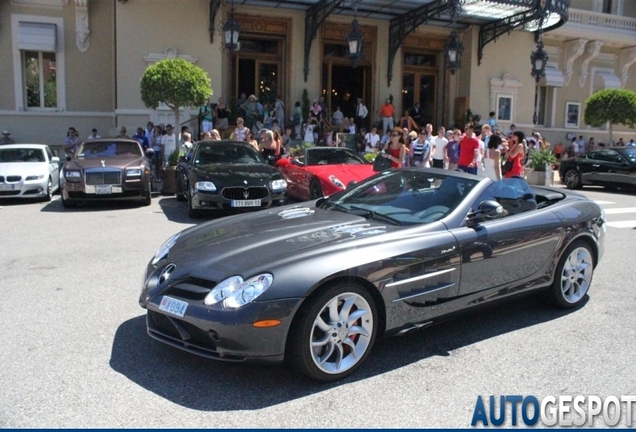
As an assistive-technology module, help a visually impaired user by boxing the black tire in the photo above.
[549,240,594,309]
[41,177,52,202]
[287,283,377,382]
[563,168,582,189]
[61,191,77,208]
[141,182,151,207]
[187,187,202,219]
[309,180,323,200]
[176,182,187,202]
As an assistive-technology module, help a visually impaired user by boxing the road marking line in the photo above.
[594,200,616,205]
[603,207,636,215]
[606,220,636,228]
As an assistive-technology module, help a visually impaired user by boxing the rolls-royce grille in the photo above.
[85,171,121,185]
[222,186,269,200]
[1,175,22,182]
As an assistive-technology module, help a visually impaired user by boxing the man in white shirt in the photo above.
[355,98,368,132]
[161,124,177,160]
[576,135,586,155]
[431,126,448,168]
[364,126,381,153]
[87,128,101,140]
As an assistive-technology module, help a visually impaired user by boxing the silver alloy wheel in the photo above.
[309,291,374,375]
[564,169,580,188]
[560,246,593,304]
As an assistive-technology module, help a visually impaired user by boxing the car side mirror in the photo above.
[51,156,60,164]
[467,200,505,227]
[347,180,357,189]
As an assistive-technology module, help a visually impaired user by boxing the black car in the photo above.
[175,140,287,218]
[140,168,605,382]
[60,139,152,207]
[559,146,636,190]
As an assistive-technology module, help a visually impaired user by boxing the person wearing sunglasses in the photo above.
[457,124,480,174]
[381,128,407,168]
[504,130,526,178]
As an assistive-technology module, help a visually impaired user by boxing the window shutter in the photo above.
[18,22,57,52]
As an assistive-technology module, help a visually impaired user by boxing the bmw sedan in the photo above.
[0,144,60,201]
[140,168,604,382]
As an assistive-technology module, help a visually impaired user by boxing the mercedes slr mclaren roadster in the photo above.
[60,139,151,207]
[140,168,605,382]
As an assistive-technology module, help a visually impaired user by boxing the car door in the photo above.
[448,179,564,296]
[576,151,598,184]
[588,149,636,187]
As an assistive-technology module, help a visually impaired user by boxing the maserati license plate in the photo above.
[231,199,261,207]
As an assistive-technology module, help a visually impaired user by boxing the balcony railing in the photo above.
[568,9,636,32]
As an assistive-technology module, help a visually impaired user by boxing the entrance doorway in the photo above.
[323,62,370,121]
[236,58,281,105]
[402,51,440,129]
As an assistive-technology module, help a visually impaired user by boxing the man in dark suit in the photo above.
[409,102,424,128]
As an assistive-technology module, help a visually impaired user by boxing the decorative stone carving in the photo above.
[143,47,198,65]
[563,39,587,86]
[75,0,89,52]
[620,47,636,88]
[579,41,603,87]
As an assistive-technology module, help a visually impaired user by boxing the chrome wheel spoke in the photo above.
[342,338,357,357]
[339,296,356,322]
[312,334,330,348]
[318,342,335,365]
[327,298,340,323]
[347,309,368,326]
[314,315,331,332]
[560,247,593,303]
[348,325,369,338]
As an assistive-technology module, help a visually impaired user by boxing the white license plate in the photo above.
[158,296,188,317]
[0,184,14,190]
[231,199,261,207]
[95,185,111,194]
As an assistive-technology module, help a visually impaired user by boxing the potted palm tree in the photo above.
[525,149,557,186]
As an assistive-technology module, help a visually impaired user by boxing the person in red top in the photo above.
[457,124,480,174]
[504,130,526,178]
[381,127,407,168]
[379,99,396,136]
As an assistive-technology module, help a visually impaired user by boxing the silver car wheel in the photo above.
[560,246,593,304]
[309,291,374,375]
[564,169,580,189]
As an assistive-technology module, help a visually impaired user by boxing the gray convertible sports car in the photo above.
[139,168,605,381]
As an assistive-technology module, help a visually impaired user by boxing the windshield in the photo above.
[0,148,46,163]
[319,170,479,225]
[619,148,636,163]
[305,148,367,166]
[77,142,142,158]
[194,142,265,165]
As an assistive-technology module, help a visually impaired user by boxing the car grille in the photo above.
[221,186,269,200]
[148,311,219,353]
[0,175,21,182]
[85,170,121,185]
[0,191,20,196]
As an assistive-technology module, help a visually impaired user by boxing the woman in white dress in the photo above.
[482,134,502,181]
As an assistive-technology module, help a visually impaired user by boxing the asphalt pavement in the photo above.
[0,185,635,428]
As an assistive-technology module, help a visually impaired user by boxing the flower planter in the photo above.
[524,164,555,186]
[160,165,177,195]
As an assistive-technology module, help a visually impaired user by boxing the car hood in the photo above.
[303,164,375,183]
[65,157,145,170]
[163,203,399,281]
[192,163,283,183]
[0,162,48,176]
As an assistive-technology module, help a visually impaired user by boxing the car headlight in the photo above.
[196,181,217,192]
[329,175,345,189]
[270,179,287,191]
[204,274,273,309]
[151,233,180,266]
[126,168,143,177]
[26,174,45,181]
[65,170,81,180]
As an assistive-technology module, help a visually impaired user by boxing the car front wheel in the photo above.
[41,177,52,202]
[309,180,323,200]
[563,168,582,189]
[188,186,202,219]
[287,283,377,382]
[550,240,594,308]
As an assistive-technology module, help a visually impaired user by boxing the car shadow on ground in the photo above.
[38,197,148,213]
[110,292,585,411]
[157,196,234,224]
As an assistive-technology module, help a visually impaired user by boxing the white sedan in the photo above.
[0,144,60,201]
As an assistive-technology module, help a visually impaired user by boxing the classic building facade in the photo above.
[1,0,635,148]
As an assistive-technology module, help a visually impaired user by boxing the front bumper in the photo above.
[191,188,286,211]
[0,178,49,198]
[63,178,148,202]
[140,263,301,363]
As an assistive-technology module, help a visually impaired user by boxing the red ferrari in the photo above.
[276,147,376,201]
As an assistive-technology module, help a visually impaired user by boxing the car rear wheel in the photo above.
[563,169,582,189]
[287,283,377,382]
[309,180,323,200]
[550,240,594,309]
